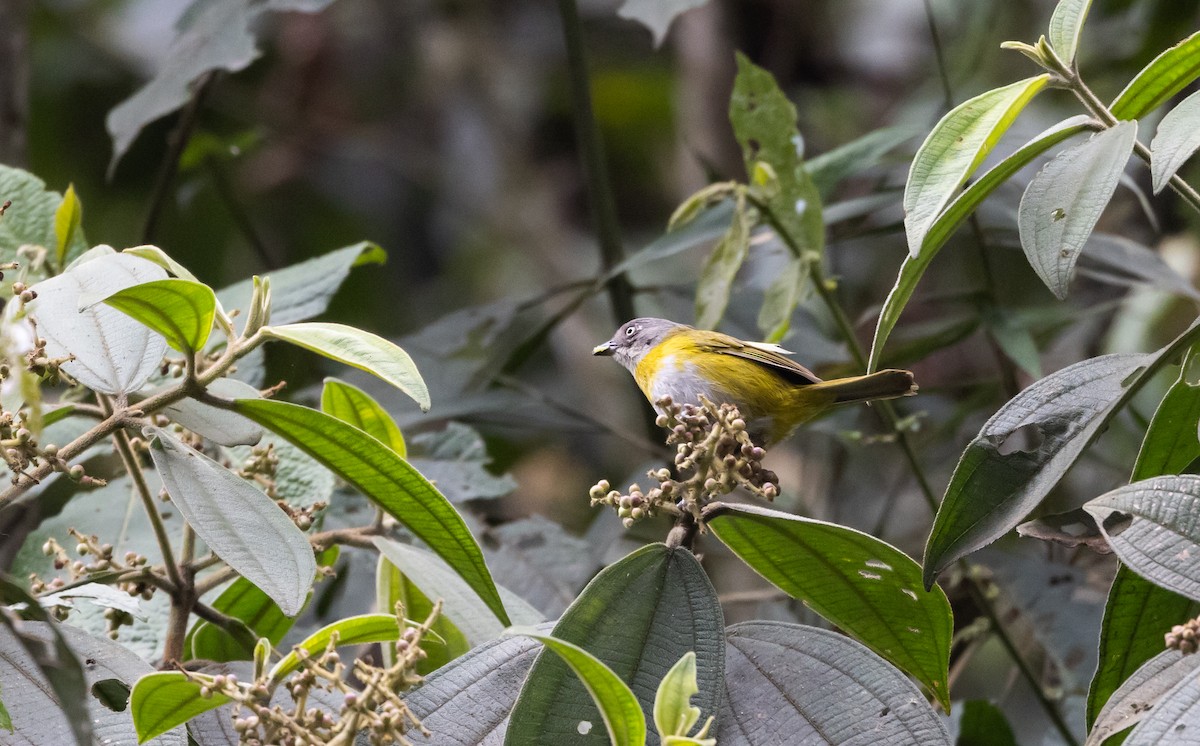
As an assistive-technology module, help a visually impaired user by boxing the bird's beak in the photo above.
[592,342,614,356]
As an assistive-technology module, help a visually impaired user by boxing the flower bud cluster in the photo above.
[196,603,439,746]
[238,443,279,495]
[0,414,101,487]
[589,396,780,529]
[30,531,153,634]
[1166,617,1200,655]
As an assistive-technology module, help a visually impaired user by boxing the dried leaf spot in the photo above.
[1059,249,1071,258]
[907,627,921,634]
[878,707,891,717]
[1052,207,1067,221]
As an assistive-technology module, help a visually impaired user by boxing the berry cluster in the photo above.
[195,603,438,746]
[31,531,153,636]
[1166,618,1200,655]
[590,396,780,529]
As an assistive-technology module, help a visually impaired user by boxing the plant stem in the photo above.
[112,428,182,593]
[555,0,636,326]
[142,71,217,244]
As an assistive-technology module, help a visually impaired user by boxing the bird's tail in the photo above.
[808,369,917,404]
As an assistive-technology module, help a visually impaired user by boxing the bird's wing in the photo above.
[693,331,823,386]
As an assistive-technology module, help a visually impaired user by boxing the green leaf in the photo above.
[757,255,805,342]
[1048,0,1093,64]
[507,628,647,746]
[231,398,509,626]
[958,700,1017,746]
[924,352,1155,586]
[121,245,201,283]
[505,544,724,746]
[805,125,917,198]
[1131,351,1200,481]
[53,184,81,271]
[186,546,339,663]
[1085,475,1200,602]
[130,671,230,743]
[903,75,1051,258]
[29,253,168,394]
[98,278,217,353]
[0,166,87,267]
[729,53,824,260]
[376,553,471,674]
[654,653,713,744]
[694,194,753,330]
[321,376,406,455]
[707,503,952,709]
[1150,90,1200,194]
[1087,566,1200,728]
[1090,649,1200,744]
[718,622,951,745]
[148,427,316,616]
[1111,30,1200,120]
[869,116,1090,371]
[263,322,430,412]
[0,687,10,733]
[1017,121,1137,300]
[269,614,403,682]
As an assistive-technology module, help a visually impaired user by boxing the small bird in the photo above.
[593,318,917,445]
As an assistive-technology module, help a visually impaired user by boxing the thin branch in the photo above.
[142,71,218,244]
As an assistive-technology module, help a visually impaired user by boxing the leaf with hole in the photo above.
[1018,121,1137,300]
[924,352,1155,586]
[903,75,1050,258]
[707,502,952,709]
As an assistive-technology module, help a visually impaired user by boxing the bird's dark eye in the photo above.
[625,326,636,336]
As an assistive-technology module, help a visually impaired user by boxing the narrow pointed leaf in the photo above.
[130,672,230,743]
[1150,90,1200,193]
[269,614,403,682]
[1085,475,1200,602]
[1018,121,1137,299]
[654,652,705,741]
[924,352,1155,585]
[508,628,646,746]
[1111,30,1200,120]
[719,622,951,745]
[321,377,406,455]
[148,428,315,616]
[870,116,1090,370]
[1132,351,1200,482]
[121,245,200,283]
[1048,0,1093,64]
[99,278,217,353]
[231,398,509,625]
[263,322,430,412]
[1087,567,1200,729]
[506,544,723,746]
[695,195,752,330]
[707,503,952,709]
[904,75,1050,258]
[53,184,81,271]
[1089,650,1200,745]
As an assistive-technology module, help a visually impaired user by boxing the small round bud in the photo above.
[655,415,669,428]
[42,444,57,457]
[41,540,54,555]
[622,517,635,529]
[68,464,84,481]
[630,507,645,520]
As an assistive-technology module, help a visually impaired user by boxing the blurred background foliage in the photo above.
[11,0,1200,740]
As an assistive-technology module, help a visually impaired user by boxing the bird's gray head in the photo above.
[592,317,685,371]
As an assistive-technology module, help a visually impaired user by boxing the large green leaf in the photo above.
[130,672,230,743]
[1086,476,1200,602]
[1150,90,1200,194]
[869,116,1090,371]
[1110,30,1200,120]
[718,622,951,745]
[1017,122,1137,299]
[903,75,1050,258]
[263,322,430,412]
[924,352,1152,585]
[1087,566,1200,729]
[508,628,647,746]
[321,377,406,455]
[148,428,315,616]
[98,278,217,353]
[1048,0,1094,64]
[707,503,952,709]
[505,544,724,746]
[231,398,509,626]
[1132,351,1200,482]
[958,700,1018,746]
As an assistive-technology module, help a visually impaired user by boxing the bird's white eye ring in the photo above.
[625,326,636,336]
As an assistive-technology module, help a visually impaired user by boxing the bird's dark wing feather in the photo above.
[694,332,823,386]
